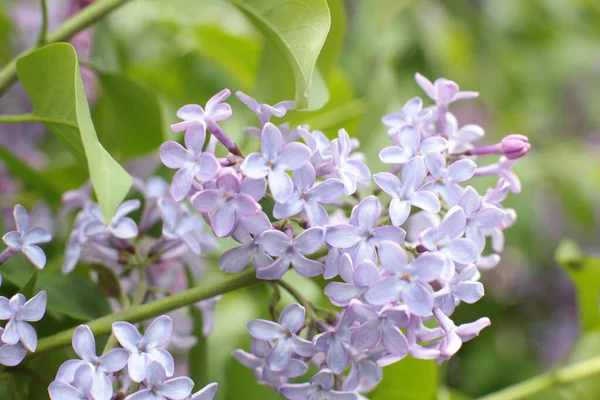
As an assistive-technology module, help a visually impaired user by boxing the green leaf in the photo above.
[370,357,438,400]
[19,271,38,299]
[317,0,346,77]
[93,72,165,158]
[230,0,331,108]
[16,43,133,222]
[0,144,61,204]
[36,275,111,320]
[555,239,600,332]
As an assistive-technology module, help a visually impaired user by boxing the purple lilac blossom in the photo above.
[379,125,447,165]
[381,97,432,138]
[0,291,46,351]
[1,204,52,268]
[330,129,371,195]
[236,91,294,136]
[124,361,194,400]
[421,151,477,204]
[279,368,358,400]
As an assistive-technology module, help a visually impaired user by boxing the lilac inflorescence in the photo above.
[156,73,530,398]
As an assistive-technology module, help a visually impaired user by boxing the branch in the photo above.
[32,269,260,357]
[477,355,600,400]
[0,0,136,96]
[36,0,49,47]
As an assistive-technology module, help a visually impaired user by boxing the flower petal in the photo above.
[292,227,324,254]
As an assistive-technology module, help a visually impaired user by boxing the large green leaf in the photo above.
[230,0,331,108]
[555,239,600,332]
[93,72,165,158]
[16,43,133,222]
[317,0,346,77]
[370,357,438,400]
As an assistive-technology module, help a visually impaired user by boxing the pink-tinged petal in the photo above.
[0,343,26,367]
[365,278,402,305]
[170,167,195,201]
[22,245,47,269]
[23,227,51,245]
[373,172,401,197]
[256,257,290,280]
[292,227,324,254]
[415,73,435,99]
[184,124,206,155]
[325,283,365,307]
[292,254,324,277]
[194,154,220,182]
[13,205,30,233]
[382,326,409,357]
[277,142,311,171]
[258,230,290,257]
[219,244,253,273]
[3,231,22,249]
[436,79,459,104]
[379,146,410,164]
[240,177,267,201]
[231,194,260,217]
[273,197,304,219]
[326,225,362,248]
[48,381,84,400]
[410,191,441,214]
[268,169,294,203]
[142,315,172,348]
[279,304,305,332]
[16,321,37,351]
[444,238,479,264]
[98,348,129,373]
[211,205,236,238]
[160,142,189,169]
[112,321,142,352]
[241,153,269,179]
[439,206,467,239]
[308,178,345,203]
[261,123,284,159]
[191,191,220,215]
[447,159,477,182]
[389,197,411,227]
[176,104,205,121]
[158,377,194,399]
[279,383,313,400]
[425,151,447,177]
[72,325,96,361]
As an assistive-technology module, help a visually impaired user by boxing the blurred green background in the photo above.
[2,0,600,399]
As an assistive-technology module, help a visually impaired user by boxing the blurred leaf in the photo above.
[16,43,133,222]
[555,239,600,332]
[370,357,438,400]
[19,271,37,299]
[317,0,345,77]
[36,275,111,320]
[0,144,61,204]
[438,386,472,400]
[91,21,123,73]
[230,0,331,108]
[195,25,260,91]
[93,72,165,158]
[224,355,281,400]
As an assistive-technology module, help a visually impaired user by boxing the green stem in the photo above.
[37,0,49,47]
[0,113,77,127]
[477,355,600,400]
[32,269,260,358]
[275,280,318,322]
[0,0,136,96]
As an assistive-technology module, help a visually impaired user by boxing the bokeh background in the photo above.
[1,0,600,399]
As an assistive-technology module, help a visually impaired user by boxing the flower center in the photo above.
[225,192,233,200]
[267,161,274,168]
[434,241,441,249]
[402,272,411,281]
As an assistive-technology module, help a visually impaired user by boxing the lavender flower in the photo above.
[0,328,26,367]
[241,123,311,202]
[56,325,128,399]
[0,291,46,351]
[325,196,405,264]
[458,186,505,252]
[331,129,371,195]
[381,97,432,137]
[421,151,476,204]
[256,227,325,280]
[190,169,261,237]
[373,157,440,226]
[112,315,174,382]
[247,304,316,371]
[324,253,378,307]
[49,364,105,400]
[84,200,141,239]
[160,124,220,201]
[158,197,205,255]
[188,383,219,400]
[279,368,357,400]
[379,125,447,164]
[236,91,294,135]
[273,163,345,226]
[125,361,193,400]
[1,204,52,268]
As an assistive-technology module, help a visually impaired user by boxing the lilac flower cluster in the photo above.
[155,75,529,398]
[49,316,218,400]
[0,205,50,367]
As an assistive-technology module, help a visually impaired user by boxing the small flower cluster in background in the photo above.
[48,315,218,400]
[0,205,50,367]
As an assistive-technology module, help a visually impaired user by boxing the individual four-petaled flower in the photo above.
[2,204,52,269]
[0,291,46,351]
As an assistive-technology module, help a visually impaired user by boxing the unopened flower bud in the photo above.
[500,134,531,159]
